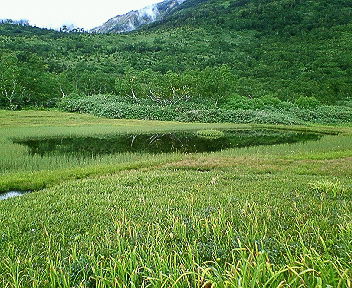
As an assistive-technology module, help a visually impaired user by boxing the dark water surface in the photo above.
[14,129,323,156]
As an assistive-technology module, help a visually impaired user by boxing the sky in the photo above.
[0,0,163,30]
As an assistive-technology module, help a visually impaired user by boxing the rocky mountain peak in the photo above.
[91,0,186,33]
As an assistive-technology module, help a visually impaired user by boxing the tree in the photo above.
[0,53,25,109]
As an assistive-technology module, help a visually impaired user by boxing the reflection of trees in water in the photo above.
[128,133,200,152]
[14,130,322,157]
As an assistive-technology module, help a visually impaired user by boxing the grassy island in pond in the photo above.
[0,110,351,287]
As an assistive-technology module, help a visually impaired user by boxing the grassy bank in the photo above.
[0,110,351,287]
[0,110,262,191]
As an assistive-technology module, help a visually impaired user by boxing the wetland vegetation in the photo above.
[1,0,352,286]
[0,110,351,287]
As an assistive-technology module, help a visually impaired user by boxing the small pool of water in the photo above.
[0,191,29,200]
[13,129,323,157]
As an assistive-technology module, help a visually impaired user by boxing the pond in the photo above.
[0,191,30,200]
[13,129,323,156]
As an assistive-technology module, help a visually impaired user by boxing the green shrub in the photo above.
[59,94,352,125]
[220,94,254,110]
[221,95,296,111]
[295,96,321,109]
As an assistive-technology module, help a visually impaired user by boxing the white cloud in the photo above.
[0,0,165,29]
[138,4,160,21]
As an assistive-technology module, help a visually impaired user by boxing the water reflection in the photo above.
[0,191,29,200]
[14,129,322,157]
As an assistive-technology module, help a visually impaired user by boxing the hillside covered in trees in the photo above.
[0,0,351,123]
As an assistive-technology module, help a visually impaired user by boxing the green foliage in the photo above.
[295,96,321,108]
[162,0,352,34]
[60,93,352,125]
[1,0,352,112]
[0,51,60,109]
[0,52,25,109]
[221,95,292,110]
[114,66,235,101]
[59,93,302,124]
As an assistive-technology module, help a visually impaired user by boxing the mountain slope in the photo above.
[152,0,352,33]
[91,0,187,33]
[0,0,351,110]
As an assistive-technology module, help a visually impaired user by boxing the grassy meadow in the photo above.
[0,110,351,287]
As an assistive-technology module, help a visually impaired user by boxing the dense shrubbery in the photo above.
[1,0,352,112]
[112,66,236,106]
[60,94,352,125]
[1,0,351,128]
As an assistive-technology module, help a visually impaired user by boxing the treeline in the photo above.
[0,19,29,26]
[0,0,351,111]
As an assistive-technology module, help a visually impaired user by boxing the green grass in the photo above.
[0,110,351,287]
[0,110,248,191]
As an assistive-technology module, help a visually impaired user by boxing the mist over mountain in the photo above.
[91,0,186,33]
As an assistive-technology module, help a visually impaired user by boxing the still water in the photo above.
[14,129,322,156]
[0,191,29,200]
[2,129,323,200]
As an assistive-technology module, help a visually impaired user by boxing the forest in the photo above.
[0,0,351,124]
